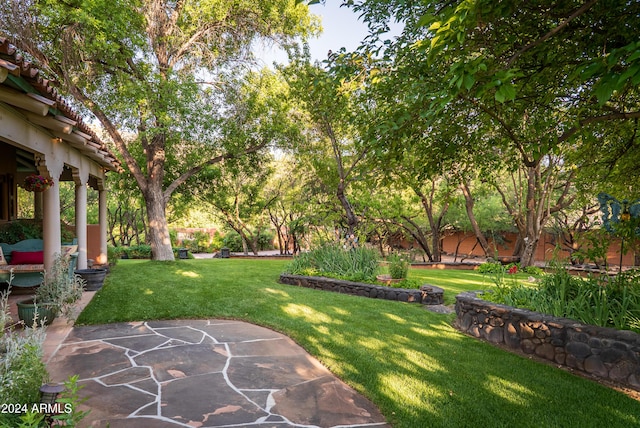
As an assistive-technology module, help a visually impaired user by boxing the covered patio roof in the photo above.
[0,37,120,271]
[0,37,120,172]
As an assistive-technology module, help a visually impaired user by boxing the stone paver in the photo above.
[47,319,389,427]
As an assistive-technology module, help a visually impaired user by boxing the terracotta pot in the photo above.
[376,274,403,285]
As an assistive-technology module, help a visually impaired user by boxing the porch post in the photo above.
[97,179,108,265]
[73,169,88,269]
[37,155,63,271]
[42,177,61,271]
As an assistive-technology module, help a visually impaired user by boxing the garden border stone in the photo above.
[279,274,443,305]
[455,291,640,392]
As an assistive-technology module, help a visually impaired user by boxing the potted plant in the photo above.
[17,254,85,326]
[377,252,411,285]
[23,174,53,192]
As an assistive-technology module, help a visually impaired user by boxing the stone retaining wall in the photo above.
[455,291,640,391]
[279,274,443,305]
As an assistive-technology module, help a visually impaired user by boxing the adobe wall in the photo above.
[87,224,101,264]
[442,232,636,266]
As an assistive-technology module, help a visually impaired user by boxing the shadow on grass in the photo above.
[77,259,640,428]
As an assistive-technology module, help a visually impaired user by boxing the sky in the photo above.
[254,1,379,66]
[306,1,372,61]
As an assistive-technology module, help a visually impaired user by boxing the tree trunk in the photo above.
[400,216,434,262]
[460,181,492,256]
[498,159,574,268]
[520,236,540,267]
[413,184,450,263]
[337,181,358,234]
[144,186,175,261]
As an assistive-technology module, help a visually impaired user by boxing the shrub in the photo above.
[222,232,243,252]
[0,287,48,419]
[0,220,42,244]
[484,266,640,332]
[107,245,119,266]
[119,245,152,259]
[386,278,421,289]
[521,265,544,276]
[477,261,505,274]
[0,284,88,427]
[210,231,225,250]
[223,230,275,252]
[36,254,85,321]
[285,243,380,282]
[387,253,410,279]
[478,261,543,276]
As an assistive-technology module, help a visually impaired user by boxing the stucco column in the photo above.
[98,181,108,265]
[37,155,63,271]
[73,169,88,269]
[42,177,61,271]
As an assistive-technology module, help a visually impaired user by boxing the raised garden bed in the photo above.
[279,273,443,305]
[455,291,640,392]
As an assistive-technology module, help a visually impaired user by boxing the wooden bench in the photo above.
[0,239,77,287]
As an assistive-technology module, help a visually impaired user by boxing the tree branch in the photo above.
[163,140,268,200]
[558,110,640,143]
[506,0,599,68]
[65,83,146,191]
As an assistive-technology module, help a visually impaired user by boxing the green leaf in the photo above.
[628,49,640,62]
[595,83,614,105]
[618,65,640,85]
[463,74,475,90]
[495,84,516,103]
[419,14,434,28]
[431,35,441,49]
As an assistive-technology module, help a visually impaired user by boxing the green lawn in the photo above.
[77,259,640,428]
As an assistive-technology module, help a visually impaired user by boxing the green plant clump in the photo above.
[116,245,152,259]
[477,261,505,274]
[388,253,410,279]
[478,261,543,276]
[485,266,640,332]
[0,220,42,244]
[285,243,379,282]
[386,278,421,289]
[35,254,85,321]
[0,286,48,426]
[222,229,274,252]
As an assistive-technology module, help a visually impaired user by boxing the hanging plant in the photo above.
[24,174,53,192]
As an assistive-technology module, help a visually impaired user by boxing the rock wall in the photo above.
[279,274,443,305]
[455,291,640,391]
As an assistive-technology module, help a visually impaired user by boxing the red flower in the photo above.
[508,265,518,274]
[24,174,53,192]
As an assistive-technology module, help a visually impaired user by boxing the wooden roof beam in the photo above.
[0,85,49,116]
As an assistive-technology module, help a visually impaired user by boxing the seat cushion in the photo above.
[10,250,44,265]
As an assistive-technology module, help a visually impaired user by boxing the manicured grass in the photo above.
[77,260,640,427]
[408,267,497,305]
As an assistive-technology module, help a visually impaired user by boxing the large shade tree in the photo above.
[188,69,302,255]
[0,0,316,260]
[346,0,640,266]
[281,50,376,236]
